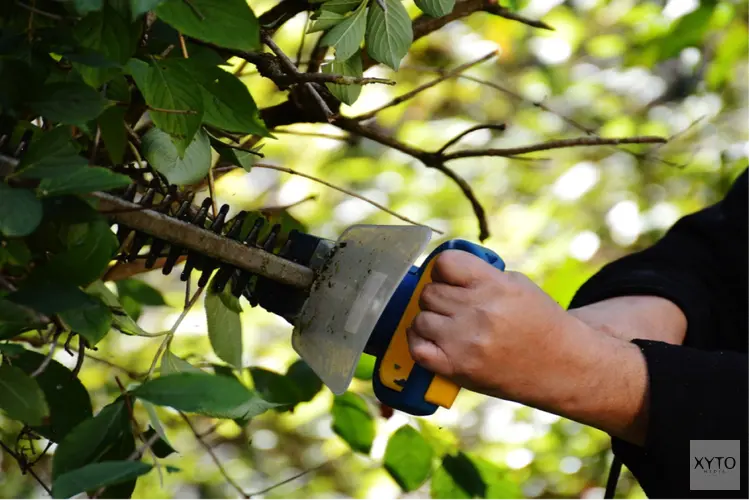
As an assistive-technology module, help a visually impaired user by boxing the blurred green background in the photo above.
[1,0,747,497]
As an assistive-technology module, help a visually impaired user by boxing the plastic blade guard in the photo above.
[292,225,432,395]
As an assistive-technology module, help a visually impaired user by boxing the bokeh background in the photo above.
[1,0,748,497]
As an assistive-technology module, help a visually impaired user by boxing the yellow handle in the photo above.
[378,258,461,409]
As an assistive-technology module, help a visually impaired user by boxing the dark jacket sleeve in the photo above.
[569,170,749,498]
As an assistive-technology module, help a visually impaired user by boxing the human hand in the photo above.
[406,250,584,405]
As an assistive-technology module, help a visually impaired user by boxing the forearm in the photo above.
[483,317,650,446]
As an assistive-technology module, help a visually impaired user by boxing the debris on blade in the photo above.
[292,225,431,395]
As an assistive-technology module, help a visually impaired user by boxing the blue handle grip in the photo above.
[370,240,505,415]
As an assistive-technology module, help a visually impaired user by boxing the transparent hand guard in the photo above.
[292,225,432,395]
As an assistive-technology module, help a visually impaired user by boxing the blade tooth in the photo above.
[126,186,158,261]
[179,199,213,281]
[196,204,231,287]
[210,214,248,293]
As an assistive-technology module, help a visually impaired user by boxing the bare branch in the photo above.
[262,32,334,121]
[441,136,667,161]
[437,123,506,155]
[353,51,497,121]
[247,454,349,498]
[272,128,350,141]
[181,412,250,499]
[0,440,52,495]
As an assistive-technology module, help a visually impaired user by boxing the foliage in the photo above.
[0,0,747,498]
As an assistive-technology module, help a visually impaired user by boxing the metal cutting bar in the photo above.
[92,192,316,290]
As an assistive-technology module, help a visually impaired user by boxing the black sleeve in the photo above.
[569,169,749,498]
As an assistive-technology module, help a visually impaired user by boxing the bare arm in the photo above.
[569,295,687,345]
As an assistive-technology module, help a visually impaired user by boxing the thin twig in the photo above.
[353,51,497,121]
[178,33,189,58]
[180,412,250,498]
[259,194,318,213]
[247,456,346,498]
[253,162,443,234]
[72,337,85,376]
[272,128,350,141]
[146,286,204,379]
[441,136,667,160]
[207,166,218,217]
[30,330,61,378]
[437,123,506,154]
[90,126,102,163]
[15,0,64,20]
[0,440,52,495]
[84,353,145,379]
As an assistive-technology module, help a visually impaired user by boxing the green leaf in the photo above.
[160,350,203,375]
[73,0,104,15]
[205,282,243,368]
[11,349,93,442]
[0,364,49,426]
[321,0,367,61]
[431,452,486,499]
[285,360,323,403]
[331,392,374,453]
[59,294,112,346]
[365,0,413,70]
[116,278,165,320]
[141,127,211,186]
[132,372,280,419]
[323,52,363,105]
[126,58,204,155]
[414,0,454,17]
[0,184,42,237]
[201,69,270,136]
[116,279,166,306]
[29,82,108,125]
[659,2,717,61]
[210,138,258,171]
[52,401,130,479]
[143,427,177,458]
[0,299,43,340]
[33,218,118,286]
[86,281,158,337]
[37,167,131,197]
[73,5,142,88]
[98,105,128,164]
[143,401,174,451]
[17,127,88,179]
[8,282,92,315]
[320,0,362,14]
[308,10,346,33]
[384,425,433,491]
[154,0,260,52]
[249,367,296,406]
[130,0,167,19]
[0,343,26,356]
[431,452,521,498]
[52,461,152,499]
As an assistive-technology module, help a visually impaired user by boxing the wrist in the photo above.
[515,316,650,445]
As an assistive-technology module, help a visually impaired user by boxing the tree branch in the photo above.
[437,123,506,154]
[353,51,497,121]
[441,136,667,160]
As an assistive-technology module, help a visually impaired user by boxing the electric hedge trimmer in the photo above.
[93,182,506,416]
